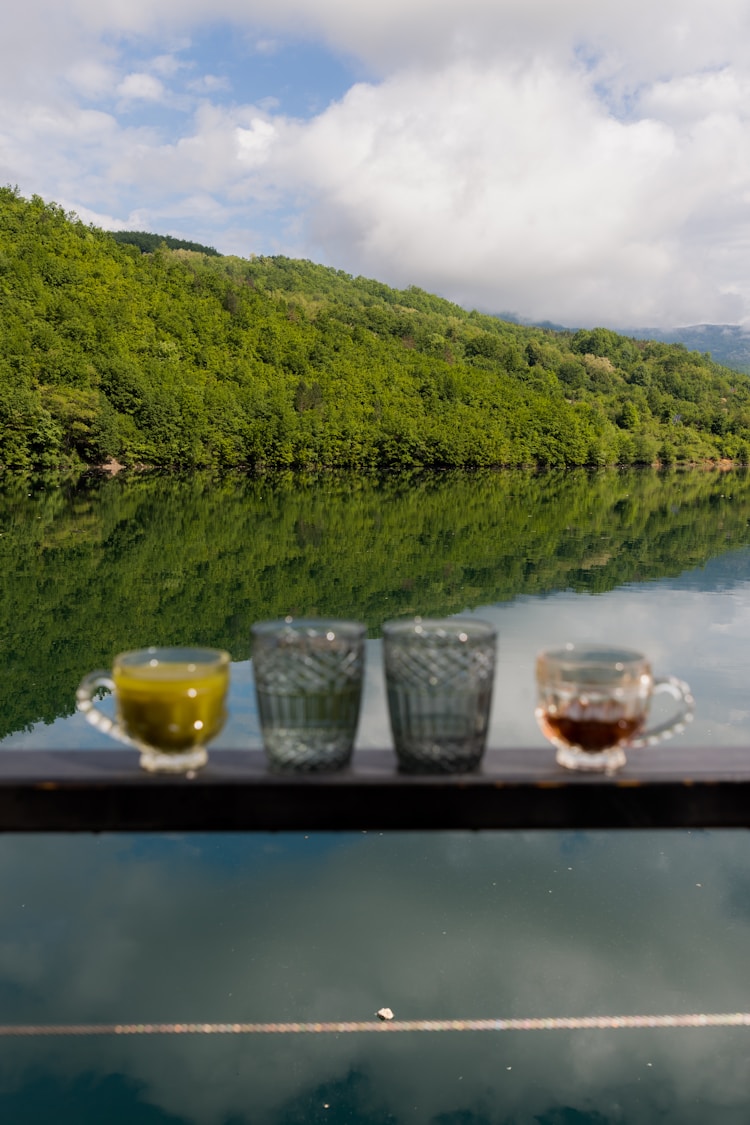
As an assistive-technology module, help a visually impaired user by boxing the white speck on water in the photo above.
[696,883,702,887]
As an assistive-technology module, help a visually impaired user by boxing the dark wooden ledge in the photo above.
[1,745,750,831]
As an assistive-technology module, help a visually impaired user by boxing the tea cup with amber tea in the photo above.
[535,644,694,773]
[77,646,230,773]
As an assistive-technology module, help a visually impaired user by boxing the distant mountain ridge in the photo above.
[626,324,750,375]
[500,313,750,376]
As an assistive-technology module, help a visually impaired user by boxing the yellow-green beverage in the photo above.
[113,652,229,752]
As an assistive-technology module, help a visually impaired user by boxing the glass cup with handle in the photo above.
[76,646,230,773]
[251,618,366,771]
[535,644,694,773]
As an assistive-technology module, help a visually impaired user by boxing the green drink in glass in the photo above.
[77,647,230,772]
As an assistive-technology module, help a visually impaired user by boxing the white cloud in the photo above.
[253,38,279,55]
[267,64,675,321]
[236,116,276,166]
[187,74,231,93]
[641,68,750,125]
[243,58,750,325]
[116,72,167,101]
[149,52,187,77]
[65,60,120,100]
[56,200,129,230]
[6,0,750,324]
[47,0,750,80]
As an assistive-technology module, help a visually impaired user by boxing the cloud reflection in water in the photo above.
[0,828,749,1122]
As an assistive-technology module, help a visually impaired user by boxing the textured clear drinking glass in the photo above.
[251,618,366,771]
[382,617,496,773]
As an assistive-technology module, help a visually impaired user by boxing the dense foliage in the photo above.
[110,230,220,256]
[1,466,749,739]
[3,187,750,469]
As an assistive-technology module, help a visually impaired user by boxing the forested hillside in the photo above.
[3,186,750,470]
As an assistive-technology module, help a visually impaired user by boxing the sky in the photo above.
[4,1,750,328]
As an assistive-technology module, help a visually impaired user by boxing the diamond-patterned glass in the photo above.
[383,618,496,773]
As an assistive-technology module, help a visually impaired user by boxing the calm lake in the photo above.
[2,467,750,1123]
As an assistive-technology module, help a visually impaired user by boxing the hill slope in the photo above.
[2,187,750,470]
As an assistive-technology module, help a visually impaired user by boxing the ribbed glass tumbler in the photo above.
[383,617,497,773]
[251,618,366,771]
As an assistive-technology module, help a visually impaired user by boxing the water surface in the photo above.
[1,468,750,1123]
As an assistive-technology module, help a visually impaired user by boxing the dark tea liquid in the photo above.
[539,712,645,753]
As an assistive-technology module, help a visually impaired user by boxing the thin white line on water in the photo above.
[1,1013,749,1036]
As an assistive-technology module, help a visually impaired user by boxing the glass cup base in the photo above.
[555,744,627,773]
[395,739,486,774]
[139,745,209,774]
[263,729,354,772]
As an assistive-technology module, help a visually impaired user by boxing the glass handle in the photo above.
[628,676,695,748]
[75,671,135,747]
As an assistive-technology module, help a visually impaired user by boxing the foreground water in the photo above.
[1,468,750,1122]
